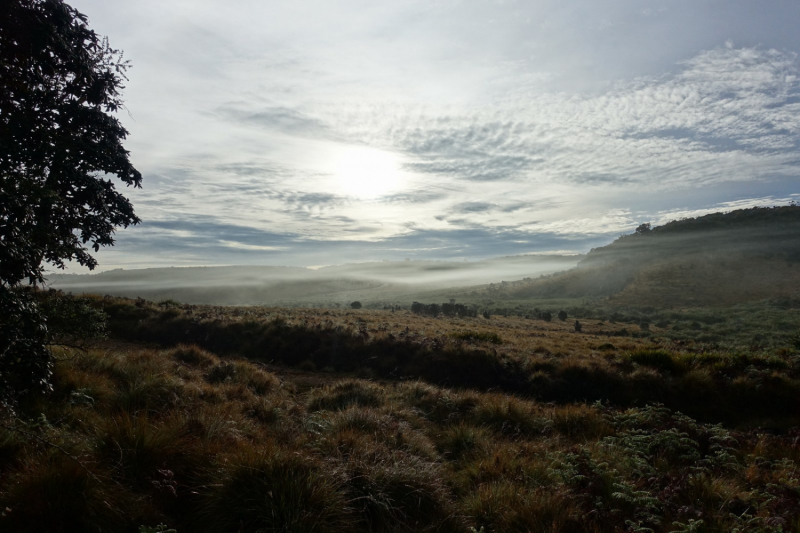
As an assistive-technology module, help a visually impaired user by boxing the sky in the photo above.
[68,0,800,271]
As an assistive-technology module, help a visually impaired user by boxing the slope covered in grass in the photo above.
[509,206,800,307]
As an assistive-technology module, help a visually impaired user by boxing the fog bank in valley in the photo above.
[46,254,581,306]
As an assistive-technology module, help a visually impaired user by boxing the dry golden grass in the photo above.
[1,336,799,532]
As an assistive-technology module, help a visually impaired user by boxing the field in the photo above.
[2,296,800,532]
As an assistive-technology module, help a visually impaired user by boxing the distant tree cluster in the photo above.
[410,301,478,318]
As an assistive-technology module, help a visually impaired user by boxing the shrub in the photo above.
[0,287,51,408]
[627,349,683,373]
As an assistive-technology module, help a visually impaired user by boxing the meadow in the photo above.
[1,296,799,532]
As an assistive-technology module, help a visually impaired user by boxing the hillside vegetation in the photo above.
[2,295,800,532]
[509,206,800,307]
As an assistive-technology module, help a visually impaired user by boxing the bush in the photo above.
[627,349,683,373]
[0,287,51,408]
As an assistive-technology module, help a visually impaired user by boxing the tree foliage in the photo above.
[1,0,141,286]
[1,0,139,405]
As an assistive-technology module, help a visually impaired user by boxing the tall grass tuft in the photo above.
[464,483,582,533]
[94,412,187,488]
[344,451,466,532]
[308,380,385,411]
[199,449,353,533]
[1,456,135,533]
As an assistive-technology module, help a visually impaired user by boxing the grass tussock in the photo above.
[464,483,583,533]
[450,330,503,345]
[198,449,352,533]
[307,380,385,411]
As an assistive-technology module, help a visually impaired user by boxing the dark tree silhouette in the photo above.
[350,301,362,309]
[1,0,140,405]
[1,0,141,285]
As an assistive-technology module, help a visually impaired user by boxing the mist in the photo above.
[46,254,581,306]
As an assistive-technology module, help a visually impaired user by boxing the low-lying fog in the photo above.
[46,254,582,306]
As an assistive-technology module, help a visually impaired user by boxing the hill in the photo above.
[45,254,581,306]
[507,205,800,307]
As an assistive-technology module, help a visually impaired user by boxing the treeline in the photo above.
[410,301,479,317]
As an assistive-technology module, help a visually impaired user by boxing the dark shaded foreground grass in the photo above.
[1,344,799,532]
[99,297,800,427]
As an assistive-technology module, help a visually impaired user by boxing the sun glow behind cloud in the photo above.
[331,145,405,199]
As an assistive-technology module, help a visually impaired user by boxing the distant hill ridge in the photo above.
[511,205,800,306]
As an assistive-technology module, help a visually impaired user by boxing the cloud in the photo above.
[216,104,332,138]
[452,202,496,213]
[64,0,800,269]
[298,45,800,194]
[378,191,447,204]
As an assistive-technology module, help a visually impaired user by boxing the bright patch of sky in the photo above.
[69,0,800,270]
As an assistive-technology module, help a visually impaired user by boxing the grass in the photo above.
[1,295,799,531]
[2,342,798,532]
[90,296,800,426]
[449,330,503,344]
[198,449,352,533]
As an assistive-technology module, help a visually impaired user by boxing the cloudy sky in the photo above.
[70,0,800,270]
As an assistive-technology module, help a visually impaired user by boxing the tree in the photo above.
[1,0,140,405]
[350,301,362,309]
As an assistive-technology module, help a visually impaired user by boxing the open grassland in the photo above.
[99,297,800,427]
[1,342,799,533]
[2,296,799,532]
